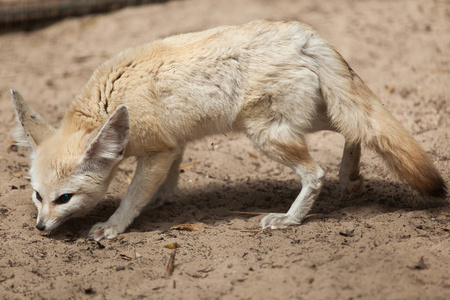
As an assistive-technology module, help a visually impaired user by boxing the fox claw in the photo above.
[259,213,300,229]
[87,222,120,241]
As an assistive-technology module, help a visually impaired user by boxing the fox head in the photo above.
[11,90,130,232]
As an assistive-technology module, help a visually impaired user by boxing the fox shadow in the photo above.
[52,177,448,240]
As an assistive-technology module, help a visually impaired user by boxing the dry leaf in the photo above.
[339,229,355,237]
[119,250,140,261]
[171,224,204,231]
[179,163,196,170]
[384,85,395,94]
[164,242,181,249]
[12,171,26,178]
[197,268,215,273]
[119,254,133,261]
[248,152,258,158]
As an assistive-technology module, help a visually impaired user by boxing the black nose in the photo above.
[36,223,45,231]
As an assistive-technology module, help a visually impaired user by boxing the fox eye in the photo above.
[35,191,42,202]
[55,193,73,205]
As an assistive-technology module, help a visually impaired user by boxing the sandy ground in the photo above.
[0,0,449,299]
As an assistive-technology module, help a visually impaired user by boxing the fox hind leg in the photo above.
[339,141,364,199]
[250,133,325,229]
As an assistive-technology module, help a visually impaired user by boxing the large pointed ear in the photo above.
[80,105,130,171]
[11,90,55,150]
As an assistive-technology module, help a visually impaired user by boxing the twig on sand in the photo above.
[229,211,268,215]
[240,230,262,234]
[166,250,176,276]
[0,274,14,283]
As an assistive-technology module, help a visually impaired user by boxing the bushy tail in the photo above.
[307,35,447,197]
[367,110,447,197]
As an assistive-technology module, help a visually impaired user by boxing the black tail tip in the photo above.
[426,178,447,198]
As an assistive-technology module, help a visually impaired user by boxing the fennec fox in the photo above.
[12,20,446,241]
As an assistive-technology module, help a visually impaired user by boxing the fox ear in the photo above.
[11,90,55,150]
[80,105,130,171]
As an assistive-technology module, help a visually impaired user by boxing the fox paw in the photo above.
[87,222,122,241]
[259,213,300,229]
[340,175,364,199]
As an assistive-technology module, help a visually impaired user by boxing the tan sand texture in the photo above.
[0,0,449,299]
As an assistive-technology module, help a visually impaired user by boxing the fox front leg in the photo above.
[87,150,179,240]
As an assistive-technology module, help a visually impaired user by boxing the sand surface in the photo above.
[0,0,449,299]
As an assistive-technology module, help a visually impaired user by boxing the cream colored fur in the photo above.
[11,20,446,240]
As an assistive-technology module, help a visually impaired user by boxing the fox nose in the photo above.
[36,223,46,231]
